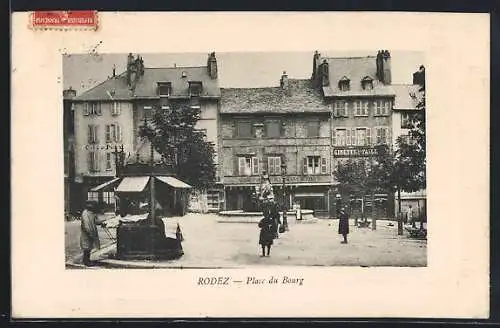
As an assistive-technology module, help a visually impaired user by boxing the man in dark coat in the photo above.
[338,207,350,244]
[258,216,274,257]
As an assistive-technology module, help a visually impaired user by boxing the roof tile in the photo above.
[74,66,220,101]
[220,79,331,114]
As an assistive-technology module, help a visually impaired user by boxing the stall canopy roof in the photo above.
[90,177,121,192]
[156,176,192,189]
[116,176,150,193]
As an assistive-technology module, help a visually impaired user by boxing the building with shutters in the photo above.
[70,52,222,212]
[219,72,334,216]
[391,65,426,218]
[311,50,397,217]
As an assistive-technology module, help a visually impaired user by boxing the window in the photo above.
[401,132,416,145]
[103,192,115,204]
[338,77,350,91]
[334,129,347,146]
[303,156,327,175]
[143,106,153,120]
[374,100,391,116]
[356,128,371,146]
[105,124,122,143]
[189,81,203,97]
[401,113,413,128]
[105,152,113,171]
[84,102,102,116]
[361,77,374,90]
[375,127,389,144]
[306,121,320,137]
[87,124,99,144]
[265,121,282,138]
[87,192,99,202]
[267,156,282,175]
[88,151,99,172]
[111,102,121,116]
[190,96,201,109]
[354,101,369,116]
[238,156,259,176]
[334,101,348,117]
[236,121,253,138]
[157,82,171,97]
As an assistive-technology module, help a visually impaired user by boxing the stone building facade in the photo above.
[70,53,222,212]
[220,74,334,216]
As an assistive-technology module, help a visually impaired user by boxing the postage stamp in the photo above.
[29,11,98,30]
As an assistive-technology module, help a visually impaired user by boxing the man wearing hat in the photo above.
[80,200,101,266]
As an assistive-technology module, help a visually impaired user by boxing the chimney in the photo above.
[63,87,77,100]
[413,65,425,88]
[112,65,116,78]
[126,53,135,86]
[126,53,143,89]
[321,59,330,87]
[207,52,218,79]
[280,71,290,94]
[312,50,321,82]
[376,50,392,84]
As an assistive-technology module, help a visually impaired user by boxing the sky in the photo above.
[63,51,425,95]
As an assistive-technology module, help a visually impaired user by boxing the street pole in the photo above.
[281,162,289,231]
[397,186,403,235]
[149,123,156,226]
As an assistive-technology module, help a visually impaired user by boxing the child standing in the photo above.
[258,216,274,257]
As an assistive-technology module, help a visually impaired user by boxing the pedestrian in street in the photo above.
[258,216,274,257]
[338,206,350,244]
[80,200,101,266]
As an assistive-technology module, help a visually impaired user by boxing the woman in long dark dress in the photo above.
[338,207,350,244]
[258,216,274,257]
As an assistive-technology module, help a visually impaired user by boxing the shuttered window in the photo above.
[304,156,321,175]
[112,102,121,116]
[88,125,99,144]
[88,151,99,172]
[238,156,259,176]
[321,157,327,174]
[267,156,281,175]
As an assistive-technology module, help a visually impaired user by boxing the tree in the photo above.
[139,103,217,190]
[333,156,380,226]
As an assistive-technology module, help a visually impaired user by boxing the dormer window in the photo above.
[338,76,350,91]
[157,82,171,97]
[189,81,203,97]
[361,76,374,90]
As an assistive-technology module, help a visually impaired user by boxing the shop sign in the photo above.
[83,144,122,151]
[333,147,378,158]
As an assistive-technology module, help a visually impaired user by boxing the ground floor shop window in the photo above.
[294,196,327,211]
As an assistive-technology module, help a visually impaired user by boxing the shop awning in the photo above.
[90,177,121,192]
[156,176,192,189]
[116,176,150,193]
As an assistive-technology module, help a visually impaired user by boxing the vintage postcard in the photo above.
[11,12,489,318]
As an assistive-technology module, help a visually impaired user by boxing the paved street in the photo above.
[66,213,427,268]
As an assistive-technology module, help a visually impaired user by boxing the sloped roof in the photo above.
[322,56,395,97]
[392,84,422,110]
[220,79,331,114]
[74,66,220,101]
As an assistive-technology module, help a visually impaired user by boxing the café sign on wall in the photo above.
[83,144,123,151]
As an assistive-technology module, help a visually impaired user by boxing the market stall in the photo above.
[92,145,192,261]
